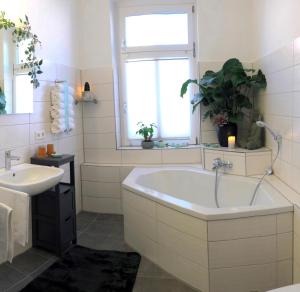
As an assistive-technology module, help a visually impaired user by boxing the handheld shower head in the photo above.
[256,121,282,143]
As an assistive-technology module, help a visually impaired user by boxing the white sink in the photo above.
[0,163,64,195]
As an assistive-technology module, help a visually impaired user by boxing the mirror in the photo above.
[0,12,43,115]
[0,29,33,114]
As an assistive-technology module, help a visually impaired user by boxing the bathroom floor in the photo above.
[0,212,196,292]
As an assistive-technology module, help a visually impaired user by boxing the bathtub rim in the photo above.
[122,166,293,221]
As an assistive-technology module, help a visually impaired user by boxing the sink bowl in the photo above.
[0,164,64,195]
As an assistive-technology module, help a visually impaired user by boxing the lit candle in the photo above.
[228,136,236,149]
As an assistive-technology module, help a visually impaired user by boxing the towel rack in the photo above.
[52,80,72,133]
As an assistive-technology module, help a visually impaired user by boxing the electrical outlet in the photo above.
[35,130,46,141]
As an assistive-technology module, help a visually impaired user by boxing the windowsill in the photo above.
[117,144,271,153]
[118,144,201,150]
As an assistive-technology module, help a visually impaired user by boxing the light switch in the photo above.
[35,130,46,141]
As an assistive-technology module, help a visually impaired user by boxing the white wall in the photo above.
[197,0,255,62]
[0,0,81,68]
[78,0,113,69]
[0,0,84,210]
[79,0,255,69]
[253,0,300,59]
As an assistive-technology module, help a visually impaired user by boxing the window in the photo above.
[118,2,197,146]
[14,40,33,114]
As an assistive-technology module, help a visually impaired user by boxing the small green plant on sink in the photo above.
[136,122,157,149]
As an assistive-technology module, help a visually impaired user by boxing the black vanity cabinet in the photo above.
[30,155,77,256]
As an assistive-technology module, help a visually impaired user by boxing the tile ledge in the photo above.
[266,175,300,207]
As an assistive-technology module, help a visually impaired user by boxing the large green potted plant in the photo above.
[181,58,267,147]
[136,122,157,149]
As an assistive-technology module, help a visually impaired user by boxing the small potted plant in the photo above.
[136,122,156,149]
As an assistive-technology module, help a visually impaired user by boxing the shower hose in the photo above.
[214,141,281,208]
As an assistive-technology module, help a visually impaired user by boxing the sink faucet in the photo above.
[212,158,233,170]
[5,150,20,171]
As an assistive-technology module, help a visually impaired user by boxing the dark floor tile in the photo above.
[84,220,121,236]
[137,257,172,279]
[0,265,24,291]
[77,212,98,222]
[77,231,108,250]
[30,248,56,261]
[29,257,57,279]
[133,277,197,292]
[6,275,34,292]
[96,214,124,223]
[76,212,97,232]
[97,237,133,252]
[8,250,49,275]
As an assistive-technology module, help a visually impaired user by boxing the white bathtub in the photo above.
[123,166,292,220]
[122,166,294,292]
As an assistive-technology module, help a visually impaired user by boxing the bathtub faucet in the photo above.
[212,158,233,170]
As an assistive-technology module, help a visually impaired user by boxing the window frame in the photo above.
[118,2,199,147]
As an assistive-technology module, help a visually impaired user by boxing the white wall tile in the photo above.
[277,212,293,233]
[209,235,277,268]
[85,149,121,164]
[83,117,115,134]
[161,148,201,164]
[209,263,277,292]
[84,133,116,149]
[277,259,293,288]
[277,232,293,261]
[158,244,209,292]
[123,189,156,218]
[223,152,246,176]
[157,204,207,240]
[121,149,162,164]
[124,204,157,242]
[83,100,115,118]
[82,196,121,214]
[81,67,113,85]
[208,215,276,241]
[157,222,208,267]
[81,165,120,182]
[294,261,300,284]
[82,181,121,198]
[246,152,272,176]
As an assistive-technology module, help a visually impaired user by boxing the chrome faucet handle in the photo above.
[212,158,223,170]
[223,160,233,169]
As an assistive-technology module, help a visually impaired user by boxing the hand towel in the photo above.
[0,187,30,247]
[53,85,75,96]
[51,123,65,134]
[0,203,13,264]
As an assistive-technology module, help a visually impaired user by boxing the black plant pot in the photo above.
[217,123,238,147]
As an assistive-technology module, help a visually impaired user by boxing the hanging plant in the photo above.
[0,11,43,88]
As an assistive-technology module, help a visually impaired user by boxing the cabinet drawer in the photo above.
[59,187,74,217]
[61,215,75,244]
[33,193,56,218]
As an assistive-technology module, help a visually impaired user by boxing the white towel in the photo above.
[51,95,74,107]
[54,84,75,96]
[0,187,30,247]
[51,123,64,134]
[0,203,13,263]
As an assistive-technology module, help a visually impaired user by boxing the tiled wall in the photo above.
[255,36,300,284]
[2,61,84,213]
[81,67,202,214]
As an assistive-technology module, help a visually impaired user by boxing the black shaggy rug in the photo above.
[21,246,141,292]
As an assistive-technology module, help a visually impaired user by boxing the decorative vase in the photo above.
[141,141,154,149]
[216,123,238,147]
